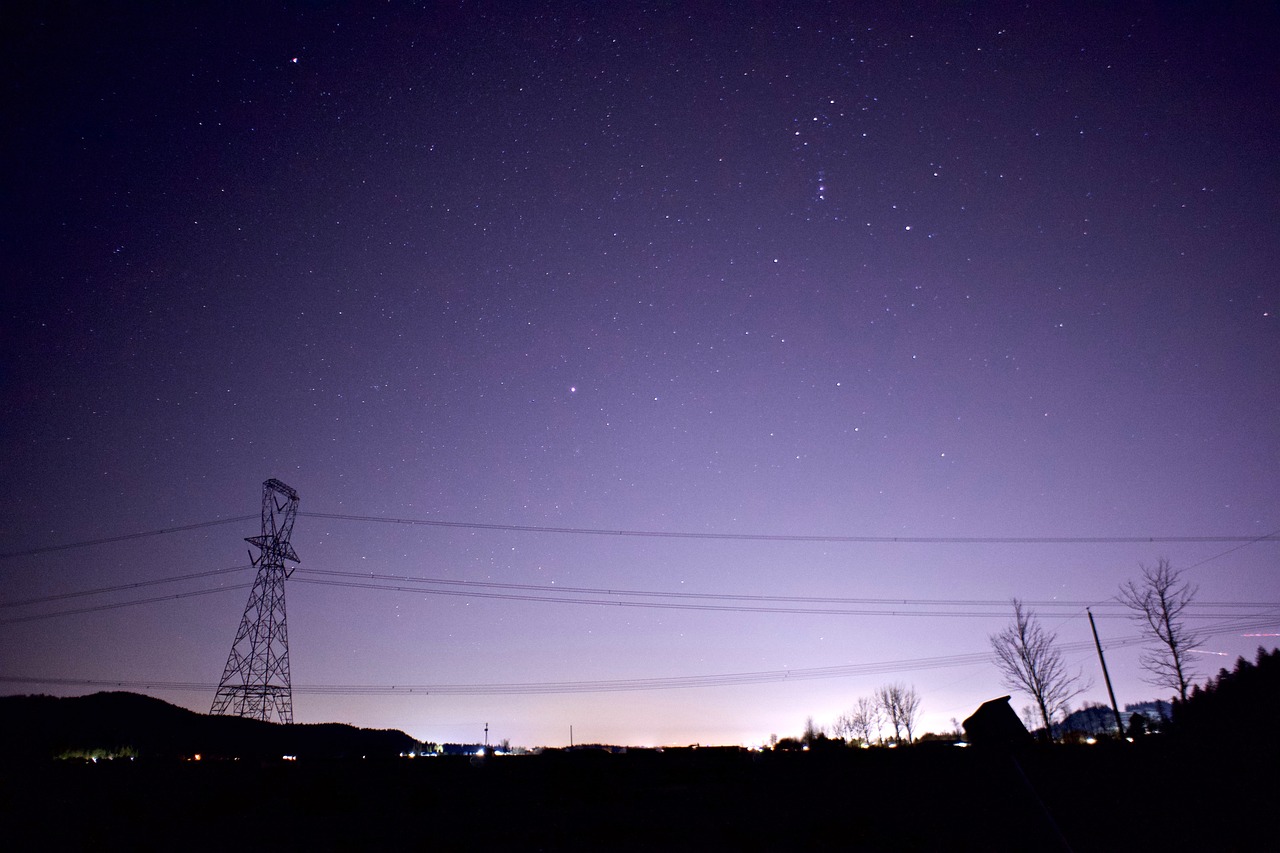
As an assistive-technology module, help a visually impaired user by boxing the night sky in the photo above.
[3,2,1278,747]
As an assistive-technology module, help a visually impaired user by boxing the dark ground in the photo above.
[1,740,1274,851]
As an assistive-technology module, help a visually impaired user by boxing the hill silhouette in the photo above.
[0,692,417,760]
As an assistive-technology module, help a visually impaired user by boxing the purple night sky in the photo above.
[3,2,1277,747]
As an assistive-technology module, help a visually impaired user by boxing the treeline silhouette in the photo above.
[1172,646,1280,741]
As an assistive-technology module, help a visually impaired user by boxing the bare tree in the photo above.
[802,715,824,745]
[875,683,922,743]
[898,686,921,742]
[1119,558,1202,701]
[849,695,883,745]
[875,685,901,741]
[990,599,1087,739]
[831,711,855,743]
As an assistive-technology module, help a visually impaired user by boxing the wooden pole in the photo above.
[1087,608,1126,737]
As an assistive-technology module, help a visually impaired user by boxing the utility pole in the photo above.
[484,722,489,749]
[1087,607,1125,738]
[211,479,301,724]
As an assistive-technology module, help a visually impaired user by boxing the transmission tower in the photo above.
[210,478,301,724]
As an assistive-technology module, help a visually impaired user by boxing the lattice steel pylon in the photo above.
[210,478,301,724]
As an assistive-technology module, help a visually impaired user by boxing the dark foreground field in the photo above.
[2,741,1274,851]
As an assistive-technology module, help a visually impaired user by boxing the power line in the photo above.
[0,516,256,560]
[0,652,997,696]
[292,576,1025,618]
[8,562,1276,624]
[0,583,251,625]
[5,616,1275,697]
[299,511,1280,545]
[294,567,1280,612]
[1191,613,1280,638]
[2,617,1272,697]
[5,512,1275,561]
[291,572,1280,620]
[1183,526,1280,573]
[0,565,252,608]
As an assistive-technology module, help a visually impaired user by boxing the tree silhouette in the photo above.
[849,695,883,745]
[990,599,1087,740]
[832,694,887,745]
[1173,646,1280,740]
[1119,558,1203,701]
[876,683,922,743]
[831,710,855,743]
[802,715,823,746]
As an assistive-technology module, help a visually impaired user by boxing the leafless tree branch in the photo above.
[990,598,1088,739]
[1118,557,1203,701]
[875,683,922,744]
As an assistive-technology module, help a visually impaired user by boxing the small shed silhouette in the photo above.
[962,696,1032,749]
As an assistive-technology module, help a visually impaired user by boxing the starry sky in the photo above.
[3,1,1278,747]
